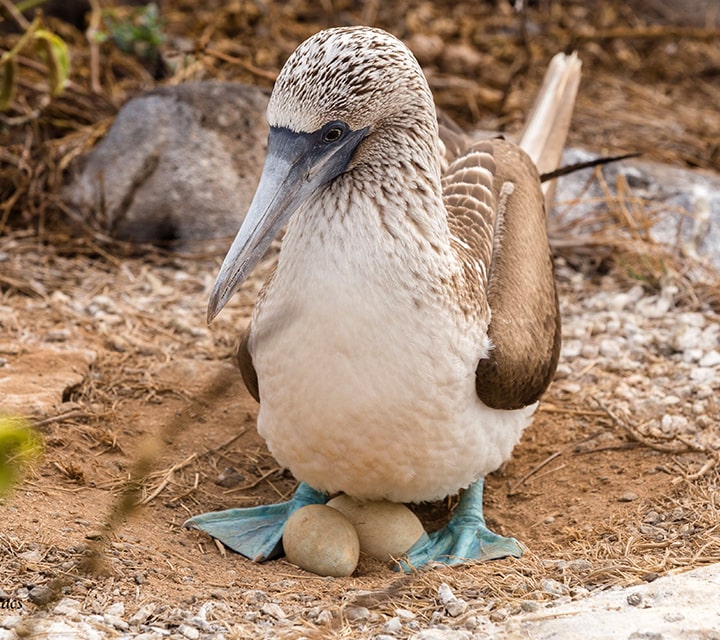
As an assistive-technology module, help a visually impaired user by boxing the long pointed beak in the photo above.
[207,124,368,323]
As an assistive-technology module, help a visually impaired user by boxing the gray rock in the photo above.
[65,81,269,250]
[554,149,720,271]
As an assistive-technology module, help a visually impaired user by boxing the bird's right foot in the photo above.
[184,481,327,561]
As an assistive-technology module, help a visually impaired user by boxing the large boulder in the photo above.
[65,81,269,250]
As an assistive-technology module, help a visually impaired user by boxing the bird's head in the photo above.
[207,27,437,322]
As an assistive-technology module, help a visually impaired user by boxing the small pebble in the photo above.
[214,466,245,488]
[105,602,124,617]
[542,579,570,597]
[129,603,156,625]
[243,590,268,605]
[316,610,334,625]
[618,492,639,502]
[437,583,468,617]
[489,608,509,623]
[627,592,643,607]
[260,602,286,620]
[178,624,199,640]
[0,616,22,630]
[53,597,81,616]
[383,616,403,633]
[344,606,370,622]
[104,614,129,631]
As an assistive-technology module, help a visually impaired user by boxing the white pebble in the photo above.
[561,339,583,358]
[699,350,720,367]
[395,607,417,620]
[53,598,82,616]
[383,616,403,633]
[178,624,199,640]
[599,338,622,358]
[129,603,157,626]
[105,602,124,617]
[690,367,716,384]
[316,610,334,625]
[103,615,129,631]
[437,583,468,617]
[260,602,286,620]
[345,606,370,622]
[542,578,570,596]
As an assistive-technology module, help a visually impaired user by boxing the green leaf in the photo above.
[33,28,70,97]
[0,417,43,495]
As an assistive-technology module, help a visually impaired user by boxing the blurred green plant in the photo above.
[0,13,70,111]
[97,3,165,68]
[0,416,42,495]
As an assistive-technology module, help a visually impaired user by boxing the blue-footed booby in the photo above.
[186,26,580,569]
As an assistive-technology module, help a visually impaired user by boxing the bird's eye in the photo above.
[321,123,346,144]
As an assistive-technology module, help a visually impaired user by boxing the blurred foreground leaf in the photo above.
[0,417,43,495]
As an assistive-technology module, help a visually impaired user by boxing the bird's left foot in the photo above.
[397,478,524,571]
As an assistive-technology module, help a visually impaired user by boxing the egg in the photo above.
[282,504,360,577]
[327,495,426,562]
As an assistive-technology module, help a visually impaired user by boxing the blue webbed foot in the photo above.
[398,478,524,571]
[184,481,327,561]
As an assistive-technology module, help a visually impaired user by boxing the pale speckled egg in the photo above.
[327,495,426,561]
[282,504,360,577]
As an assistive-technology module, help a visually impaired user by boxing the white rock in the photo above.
[260,603,286,620]
[0,616,22,630]
[178,624,199,640]
[54,598,82,616]
[316,610,334,625]
[344,606,370,622]
[283,504,360,577]
[699,350,720,367]
[383,616,403,633]
[105,602,125,617]
[599,339,622,358]
[561,339,583,359]
[129,603,157,626]
[437,583,469,617]
[690,367,716,384]
[103,614,129,631]
[396,608,417,620]
[327,495,425,561]
[542,578,570,596]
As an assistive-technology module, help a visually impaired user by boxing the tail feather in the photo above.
[519,52,582,206]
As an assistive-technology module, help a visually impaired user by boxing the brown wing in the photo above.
[444,138,561,411]
[236,324,260,403]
